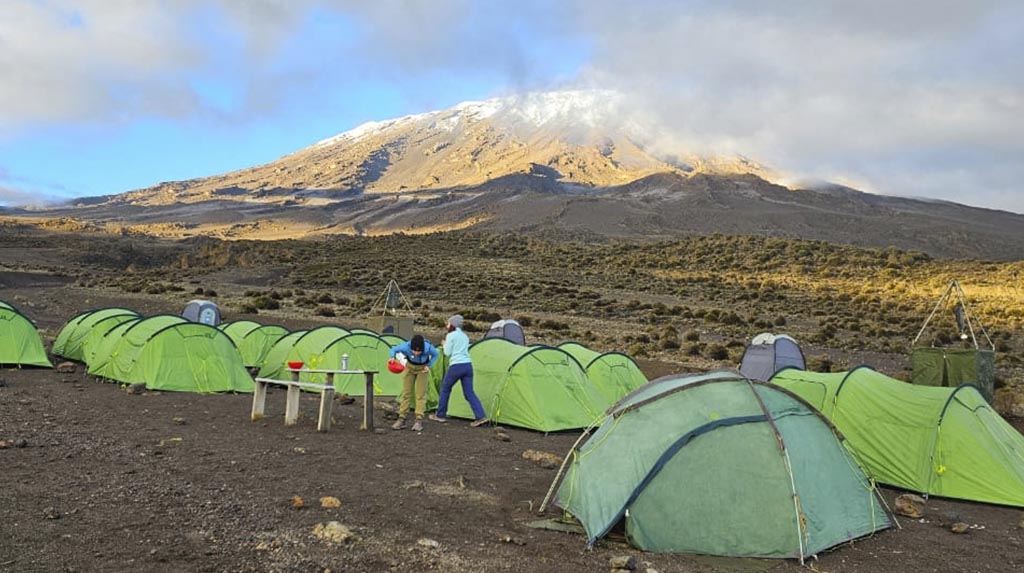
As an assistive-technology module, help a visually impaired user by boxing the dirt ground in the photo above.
[3,279,1024,573]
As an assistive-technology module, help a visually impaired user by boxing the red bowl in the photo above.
[287,361,304,370]
[387,359,405,374]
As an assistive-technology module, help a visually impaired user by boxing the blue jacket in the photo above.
[389,339,439,368]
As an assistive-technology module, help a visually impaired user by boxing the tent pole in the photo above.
[539,421,600,513]
[911,280,954,349]
[742,378,807,564]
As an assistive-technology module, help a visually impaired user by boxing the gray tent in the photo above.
[482,319,526,345]
[182,299,221,326]
[739,333,805,381]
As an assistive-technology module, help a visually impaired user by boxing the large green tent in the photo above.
[53,308,140,362]
[237,324,290,368]
[89,317,251,393]
[447,338,610,431]
[0,302,53,367]
[558,342,647,404]
[551,371,890,560]
[771,366,1024,507]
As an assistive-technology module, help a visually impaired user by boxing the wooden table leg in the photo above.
[251,379,268,421]
[318,373,335,432]
[285,369,301,425]
[360,372,374,431]
[285,385,301,425]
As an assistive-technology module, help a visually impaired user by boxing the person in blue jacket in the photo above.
[389,334,439,432]
[430,314,488,427]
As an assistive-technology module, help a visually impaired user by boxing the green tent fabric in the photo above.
[558,342,647,404]
[771,366,1024,507]
[379,334,405,347]
[911,347,996,403]
[237,325,290,368]
[88,315,189,379]
[53,308,140,362]
[552,371,890,560]
[258,330,308,376]
[447,338,610,431]
[88,317,251,392]
[83,317,140,369]
[128,323,252,392]
[0,303,53,367]
[218,320,263,347]
[261,330,399,396]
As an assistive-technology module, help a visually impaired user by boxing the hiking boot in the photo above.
[428,414,448,423]
[470,417,490,427]
[411,420,423,432]
[391,418,407,430]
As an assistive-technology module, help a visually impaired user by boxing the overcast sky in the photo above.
[1,1,1021,213]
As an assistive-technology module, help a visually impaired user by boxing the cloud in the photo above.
[1,1,1021,212]
[565,0,1024,211]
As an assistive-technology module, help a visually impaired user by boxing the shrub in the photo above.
[314,306,336,317]
[684,330,701,342]
[706,344,729,361]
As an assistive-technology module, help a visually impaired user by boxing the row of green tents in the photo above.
[53,309,253,392]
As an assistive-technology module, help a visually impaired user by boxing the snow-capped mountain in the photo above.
[108,90,773,206]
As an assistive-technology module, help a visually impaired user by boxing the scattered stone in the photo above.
[499,534,526,545]
[320,496,341,509]
[293,447,306,454]
[13,439,27,448]
[950,522,969,534]
[312,521,355,544]
[0,440,8,449]
[291,496,305,509]
[609,555,637,571]
[56,362,77,373]
[0,378,6,387]
[494,431,512,442]
[335,393,355,405]
[417,538,441,549]
[42,507,61,520]
[522,449,563,469]
[172,417,186,425]
[894,493,926,518]
[401,480,426,490]
[126,383,146,395]
[1018,513,1024,529]
[61,379,75,384]
[373,428,388,435]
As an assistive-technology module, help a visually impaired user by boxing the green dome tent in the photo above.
[218,320,263,346]
[379,333,405,347]
[261,330,401,396]
[88,315,188,379]
[558,342,648,404]
[84,317,142,369]
[53,308,140,362]
[0,301,52,367]
[79,313,141,365]
[89,316,251,392]
[550,371,890,561]
[771,366,1024,507]
[448,338,610,431]
[257,326,349,377]
[236,324,290,368]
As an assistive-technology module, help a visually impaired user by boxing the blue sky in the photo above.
[2,1,1022,213]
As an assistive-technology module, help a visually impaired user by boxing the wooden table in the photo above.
[251,368,379,432]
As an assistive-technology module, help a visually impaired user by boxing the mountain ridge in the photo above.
[6,90,1024,261]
